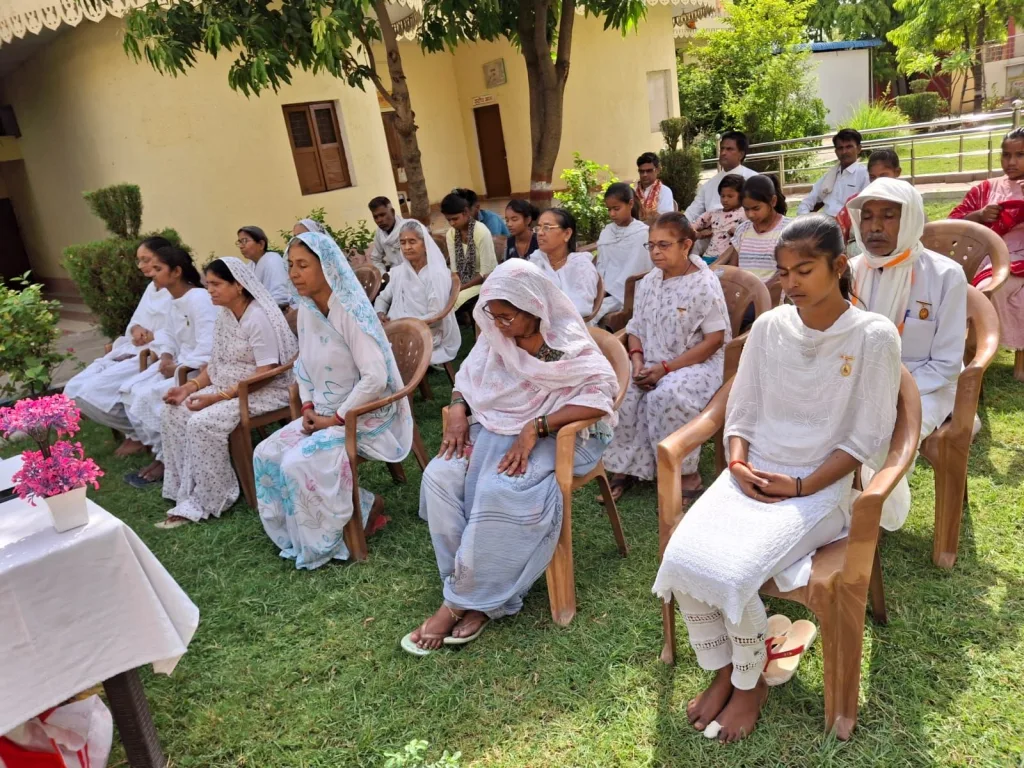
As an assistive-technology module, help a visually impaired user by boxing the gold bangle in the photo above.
[188,379,200,392]
[219,390,231,401]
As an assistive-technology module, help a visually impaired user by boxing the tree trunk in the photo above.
[972,8,987,112]
[374,1,430,222]
[518,0,575,210]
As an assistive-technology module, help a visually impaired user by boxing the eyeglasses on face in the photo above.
[236,238,253,247]
[643,239,686,252]
[481,306,522,326]
[536,224,564,233]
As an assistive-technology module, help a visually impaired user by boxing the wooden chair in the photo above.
[602,271,648,333]
[354,264,383,302]
[176,359,296,509]
[417,274,461,399]
[919,286,1000,568]
[287,318,432,561]
[922,219,1010,298]
[581,274,605,324]
[656,367,922,740]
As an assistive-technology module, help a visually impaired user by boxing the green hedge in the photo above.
[658,146,703,213]
[895,92,942,124]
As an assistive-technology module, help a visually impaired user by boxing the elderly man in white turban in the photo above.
[847,177,967,529]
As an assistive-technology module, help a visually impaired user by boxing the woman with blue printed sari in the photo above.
[254,232,413,570]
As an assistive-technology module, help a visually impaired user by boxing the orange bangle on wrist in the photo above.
[300,402,314,413]
[728,460,749,471]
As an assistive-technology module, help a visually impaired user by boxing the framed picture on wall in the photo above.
[483,59,507,89]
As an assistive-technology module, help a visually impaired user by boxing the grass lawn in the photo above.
[13,321,1024,767]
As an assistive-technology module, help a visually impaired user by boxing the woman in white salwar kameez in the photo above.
[404,260,619,655]
[254,232,413,570]
[122,244,217,487]
[374,220,461,364]
[592,183,653,325]
[155,258,298,529]
[65,237,172,457]
[529,208,601,317]
[652,216,901,743]
[604,213,730,502]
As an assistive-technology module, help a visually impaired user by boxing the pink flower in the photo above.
[0,393,82,444]
[12,441,103,502]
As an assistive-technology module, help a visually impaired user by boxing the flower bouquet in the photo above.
[0,393,103,531]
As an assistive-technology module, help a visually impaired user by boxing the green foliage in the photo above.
[0,275,71,400]
[895,92,942,123]
[982,85,1005,112]
[276,208,374,255]
[844,101,910,138]
[384,740,461,768]
[63,229,190,340]
[657,146,703,212]
[553,153,617,245]
[909,78,931,93]
[659,117,688,151]
[82,184,143,239]
[676,0,827,144]
[805,0,896,41]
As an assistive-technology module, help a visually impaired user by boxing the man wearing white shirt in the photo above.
[635,152,675,218]
[368,196,407,273]
[797,128,869,217]
[685,130,760,222]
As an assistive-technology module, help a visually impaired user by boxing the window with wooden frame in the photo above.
[282,102,352,195]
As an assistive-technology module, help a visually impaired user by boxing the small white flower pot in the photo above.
[44,486,89,532]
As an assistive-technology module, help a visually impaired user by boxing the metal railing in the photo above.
[983,34,1024,63]
[701,102,1024,187]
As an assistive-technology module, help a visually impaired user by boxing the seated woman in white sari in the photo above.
[846,177,966,528]
[529,208,601,317]
[65,237,172,457]
[156,258,298,529]
[592,183,653,325]
[121,244,217,487]
[254,232,413,570]
[374,220,461,364]
[652,216,901,743]
[404,260,619,654]
[603,213,729,502]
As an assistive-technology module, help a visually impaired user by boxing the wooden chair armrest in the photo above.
[176,365,197,386]
[656,380,732,558]
[237,357,296,430]
[423,275,461,327]
[614,328,627,346]
[288,382,302,420]
[723,333,749,381]
[553,415,602,489]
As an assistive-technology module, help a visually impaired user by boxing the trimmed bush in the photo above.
[83,184,142,239]
[64,228,190,340]
[908,79,930,94]
[844,102,910,140]
[658,145,703,213]
[895,92,942,124]
[553,153,617,245]
[659,117,689,152]
[0,274,71,400]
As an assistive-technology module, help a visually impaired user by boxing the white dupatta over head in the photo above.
[455,259,619,436]
[847,177,926,332]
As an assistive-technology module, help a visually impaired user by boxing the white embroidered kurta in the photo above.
[67,282,172,421]
[684,164,760,221]
[653,305,901,623]
[528,251,600,318]
[252,251,293,307]
[604,259,730,479]
[162,297,295,522]
[593,220,652,324]
[121,287,217,460]
[369,216,407,273]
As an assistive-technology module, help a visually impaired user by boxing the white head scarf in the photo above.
[455,259,619,435]
[384,220,460,360]
[596,219,652,304]
[217,256,299,365]
[847,178,925,332]
[296,218,326,235]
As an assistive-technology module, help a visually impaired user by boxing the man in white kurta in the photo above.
[685,131,760,222]
[847,177,967,529]
[368,196,407,273]
[797,129,870,217]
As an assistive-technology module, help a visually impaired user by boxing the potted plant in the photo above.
[0,394,103,532]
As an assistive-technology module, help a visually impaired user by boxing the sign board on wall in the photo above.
[471,94,496,108]
[483,59,507,88]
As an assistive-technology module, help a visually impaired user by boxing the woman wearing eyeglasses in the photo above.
[603,212,730,503]
[528,208,600,317]
[237,225,293,311]
[404,259,619,655]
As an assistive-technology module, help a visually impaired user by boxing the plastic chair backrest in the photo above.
[921,219,1010,296]
[354,264,382,301]
[589,326,630,411]
[714,265,772,336]
[384,318,431,391]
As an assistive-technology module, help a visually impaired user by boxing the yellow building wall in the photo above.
[370,41,473,201]
[3,16,397,279]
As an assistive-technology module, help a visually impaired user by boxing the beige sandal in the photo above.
[764,619,816,686]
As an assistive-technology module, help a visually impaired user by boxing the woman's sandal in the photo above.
[400,623,450,657]
[154,515,191,530]
[599,475,636,503]
[764,619,816,687]
[443,614,489,646]
[365,495,389,537]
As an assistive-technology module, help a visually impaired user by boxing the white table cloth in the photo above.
[0,457,199,736]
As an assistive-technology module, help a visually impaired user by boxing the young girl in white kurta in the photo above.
[156,258,298,529]
[66,238,172,455]
[374,220,461,364]
[254,232,413,570]
[653,216,901,743]
[604,213,729,501]
[847,178,966,529]
[592,183,652,325]
[122,244,217,486]
[529,208,600,318]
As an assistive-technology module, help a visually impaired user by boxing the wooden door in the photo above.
[473,105,511,198]
[0,199,30,282]
[380,111,408,193]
